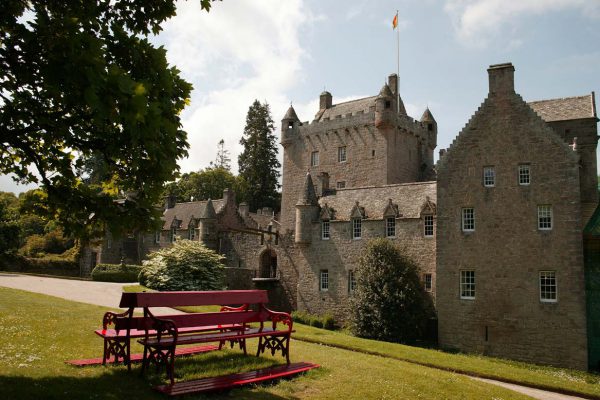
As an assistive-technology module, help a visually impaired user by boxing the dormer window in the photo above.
[322,220,330,240]
[386,217,396,238]
[352,218,362,239]
[188,226,196,240]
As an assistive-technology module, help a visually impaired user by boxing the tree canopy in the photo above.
[0,0,215,241]
[238,100,281,211]
[350,238,434,343]
[165,167,244,203]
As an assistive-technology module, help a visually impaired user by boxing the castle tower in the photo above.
[295,172,319,244]
[281,105,300,148]
[420,108,437,179]
[375,83,395,129]
[198,198,217,249]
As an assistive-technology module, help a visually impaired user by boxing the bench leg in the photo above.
[256,335,291,364]
[102,338,109,365]
[140,345,149,376]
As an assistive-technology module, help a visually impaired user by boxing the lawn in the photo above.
[0,286,536,400]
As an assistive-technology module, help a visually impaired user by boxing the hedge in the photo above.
[291,310,336,330]
[0,254,79,277]
[91,263,142,283]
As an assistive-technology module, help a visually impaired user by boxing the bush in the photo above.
[18,228,74,257]
[350,238,434,343]
[91,263,142,282]
[291,310,336,330]
[138,239,226,291]
[0,253,79,277]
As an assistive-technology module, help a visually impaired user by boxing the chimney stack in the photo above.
[487,63,515,96]
[320,91,332,110]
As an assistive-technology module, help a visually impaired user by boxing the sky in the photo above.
[2,0,600,194]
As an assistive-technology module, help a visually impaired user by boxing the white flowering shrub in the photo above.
[138,239,226,291]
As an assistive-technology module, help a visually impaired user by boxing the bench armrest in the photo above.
[220,304,249,312]
[102,310,130,331]
[143,309,178,344]
[264,307,293,332]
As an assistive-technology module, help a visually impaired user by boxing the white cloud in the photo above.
[444,0,600,47]
[154,0,322,174]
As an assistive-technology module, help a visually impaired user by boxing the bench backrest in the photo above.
[113,310,269,331]
[119,290,269,308]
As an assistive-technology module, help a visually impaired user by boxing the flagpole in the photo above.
[396,10,400,114]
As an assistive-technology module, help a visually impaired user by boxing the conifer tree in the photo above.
[213,139,231,171]
[238,100,281,211]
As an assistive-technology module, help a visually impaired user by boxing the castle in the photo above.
[85,63,599,371]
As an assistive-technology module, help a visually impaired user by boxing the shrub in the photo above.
[18,228,73,257]
[350,238,434,343]
[91,263,142,282]
[138,239,226,291]
[291,310,336,330]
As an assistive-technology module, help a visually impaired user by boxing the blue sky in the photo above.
[2,0,599,194]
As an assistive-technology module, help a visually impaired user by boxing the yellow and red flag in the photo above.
[392,13,398,29]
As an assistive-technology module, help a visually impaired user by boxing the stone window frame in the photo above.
[154,231,161,244]
[170,227,177,243]
[320,269,329,291]
[539,270,557,303]
[188,226,196,240]
[348,270,356,294]
[460,270,475,300]
[385,217,396,238]
[483,166,495,187]
[336,181,346,189]
[518,164,531,185]
[423,214,434,237]
[352,218,362,240]
[338,146,347,163]
[423,273,433,292]
[537,205,553,230]
[321,220,330,240]
[462,208,475,232]
[310,150,319,167]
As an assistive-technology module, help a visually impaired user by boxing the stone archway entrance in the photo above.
[259,249,277,279]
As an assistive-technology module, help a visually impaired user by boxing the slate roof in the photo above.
[318,181,436,220]
[528,94,596,122]
[162,199,225,230]
[315,96,377,121]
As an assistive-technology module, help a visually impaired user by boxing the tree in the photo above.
[212,139,231,171]
[0,192,20,254]
[138,239,225,291]
[238,100,281,211]
[350,238,434,343]
[0,0,215,241]
[164,167,240,203]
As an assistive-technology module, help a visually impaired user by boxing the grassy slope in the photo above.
[293,324,600,398]
[0,286,534,400]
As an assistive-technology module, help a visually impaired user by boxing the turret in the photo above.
[198,199,217,249]
[388,73,406,115]
[421,108,437,150]
[281,105,300,147]
[319,91,332,110]
[375,83,395,129]
[295,172,319,244]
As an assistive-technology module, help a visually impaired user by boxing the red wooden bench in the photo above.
[121,290,293,385]
[97,293,248,368]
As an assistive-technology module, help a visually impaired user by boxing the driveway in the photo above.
[0,273,181,314]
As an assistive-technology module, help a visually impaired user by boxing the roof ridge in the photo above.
[527,93,592,104]
[330,181,437,193]
[331,95,376,107]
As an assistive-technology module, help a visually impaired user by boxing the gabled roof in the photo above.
[162,199,225,230]
[320,203,335,220]
[314,96,377,122]
[319,182,436,220]
[528,94,596,122]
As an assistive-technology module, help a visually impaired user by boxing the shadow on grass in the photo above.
[1,360,301,400]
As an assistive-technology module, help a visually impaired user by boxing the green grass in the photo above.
[292,323,600,398]
[0,286,538,400]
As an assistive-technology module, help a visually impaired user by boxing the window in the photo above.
[483,166,495,187]
[352,218,362,239]
[106,234,112,249]
[424,215,434,237]
[288,121,293,129]
[538,205,552,230]
[320,270,329,291]
[348,270,356,294]
[154,231,160,244]
[519,164,530,185]
[386,217,396,237]
[460,270,475,299]
[311,151,319,166]
[188,227,196,240]
[462,208,475,232]
[540,271,557,303]
[338,146,347,162]
[321,221,330,240]
[385,100,391,109]
[337,181,346,189]
[423,273,432,292]
[170,227,177,243]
